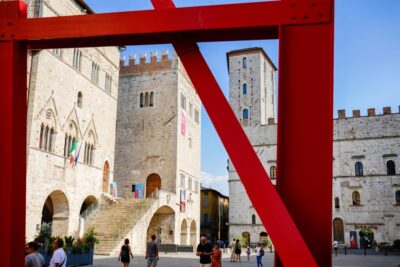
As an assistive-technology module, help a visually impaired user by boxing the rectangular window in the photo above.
[91,62,100,84]
[52,49,62,58]
[72,49,82,71]
[188,177,192,191]
[195,181,199,193]
[180,93,186,110]
[204,191,208,196]
[189,102,193,117]
[194,109,199,124]
[105,73,112,93]
[203,198,209,207]
[180,173,185,188]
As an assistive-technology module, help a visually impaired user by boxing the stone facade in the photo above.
[227,48,400,247]
[115,51,201,248]
[25,0,119,240]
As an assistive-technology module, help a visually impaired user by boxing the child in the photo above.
[211,243,222,267]
[246,245,251,261]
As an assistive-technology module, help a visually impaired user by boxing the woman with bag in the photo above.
[255,243,264,267]
[118,239,134,267]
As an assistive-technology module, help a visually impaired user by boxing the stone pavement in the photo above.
[91,252,400,267]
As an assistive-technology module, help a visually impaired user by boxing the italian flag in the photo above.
[69,139,77,165]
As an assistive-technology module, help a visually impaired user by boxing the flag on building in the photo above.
[74,141,83,166]
[69,139,77,165]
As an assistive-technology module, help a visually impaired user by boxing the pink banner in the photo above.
[181,111,186,136]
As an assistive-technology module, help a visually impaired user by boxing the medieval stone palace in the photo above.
[25,0,200,255]
[227,47,400,248]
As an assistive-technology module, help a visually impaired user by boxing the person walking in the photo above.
[146,235,159,267]
[246,245,251,261]
[255,243,264,267]
[234,239,242,262]
[230,239,236,262]
[118,238,134,267]
[196,235,212,267]
[49,238,67,267]
[25,241,45,267]
[333,240,339,256]
[211,243,222,267]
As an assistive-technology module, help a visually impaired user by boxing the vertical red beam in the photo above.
[276,19,334,267]
[0,2,27,267]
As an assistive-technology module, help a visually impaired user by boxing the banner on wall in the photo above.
[181,111,186,136]
[180,189,186,212]
[132,184,143,199]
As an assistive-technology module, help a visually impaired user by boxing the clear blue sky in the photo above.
[86,0,400,195]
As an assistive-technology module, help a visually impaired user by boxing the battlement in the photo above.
[336,106,399,119]
[119,50,175,75]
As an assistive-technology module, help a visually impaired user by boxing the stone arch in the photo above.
[190,220,197,247]
[147,205,175,244]
[102,161,110,193]
[333,218,344,242]
[146,173,161,198]
[79,195,98,217]
[180,219,188,245]
[242,231,250,246]
[41,190,69,237]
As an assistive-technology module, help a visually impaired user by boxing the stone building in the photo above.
[25,0,120,240]
[110,51,201,253]
[200,187,229,244]
[227,47,400,247]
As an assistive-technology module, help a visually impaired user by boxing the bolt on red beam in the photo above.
[150,1,318,266]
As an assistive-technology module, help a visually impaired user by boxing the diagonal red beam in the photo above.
[150,1,317,266]
[0,0,331,45]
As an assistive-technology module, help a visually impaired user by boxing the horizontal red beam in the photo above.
[0,0,331,48]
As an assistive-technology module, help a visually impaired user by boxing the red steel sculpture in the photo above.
[0,0,334,266]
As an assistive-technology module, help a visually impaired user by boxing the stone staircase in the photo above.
[84,195,155,255]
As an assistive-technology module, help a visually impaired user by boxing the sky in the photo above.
[86,0,400,196]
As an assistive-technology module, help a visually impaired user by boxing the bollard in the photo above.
[344,245,347,255]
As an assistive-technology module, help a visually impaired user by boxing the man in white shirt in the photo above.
[49,239,67,267]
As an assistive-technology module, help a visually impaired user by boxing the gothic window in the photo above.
[64,122,78,158]
[243,83,247,95]
[243,57,247,69]
[387,160,396,175]
[33,0,43,18]
[105,73,112,93]
[396,191,400,205]
[335,197,340,209]
[91,62,100,84]
[39,124,44,149]
[140,93,144,107]
[355,162,364,176]
[77,92,83,108]
[252,214,256,224]
[84,130,96,165]
[352,191,361,206]
[243,108,249,126]
[39,124,56,152]
[145,92,149,107]
[150,92,154,107]
[72,49,82,71]
[270,166,276,179]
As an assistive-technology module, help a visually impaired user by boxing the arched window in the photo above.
[335,197,340,209]
[352,191,361,206]
[243,57,247,69]
[270,166,276,179]
[396,190,400,205]
[150,92,154,107]
[243,109,249,120]
[355,162,364,176]
[39,124,44,149]
[77,92,83,108]
[387,160,396,175]
[140,93,144,107]
[44,126,49,151]
[64,122,77,158]
[243,83,247,95]
[145,92,149,107]
[252,214,256,224]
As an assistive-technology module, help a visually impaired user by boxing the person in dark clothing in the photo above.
[118,239,133,267]
[196,235,213,267]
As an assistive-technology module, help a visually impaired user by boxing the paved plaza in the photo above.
[91,252,400,267]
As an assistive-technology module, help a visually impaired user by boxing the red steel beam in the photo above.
[276,13,334,267]
[0,0,331,48]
